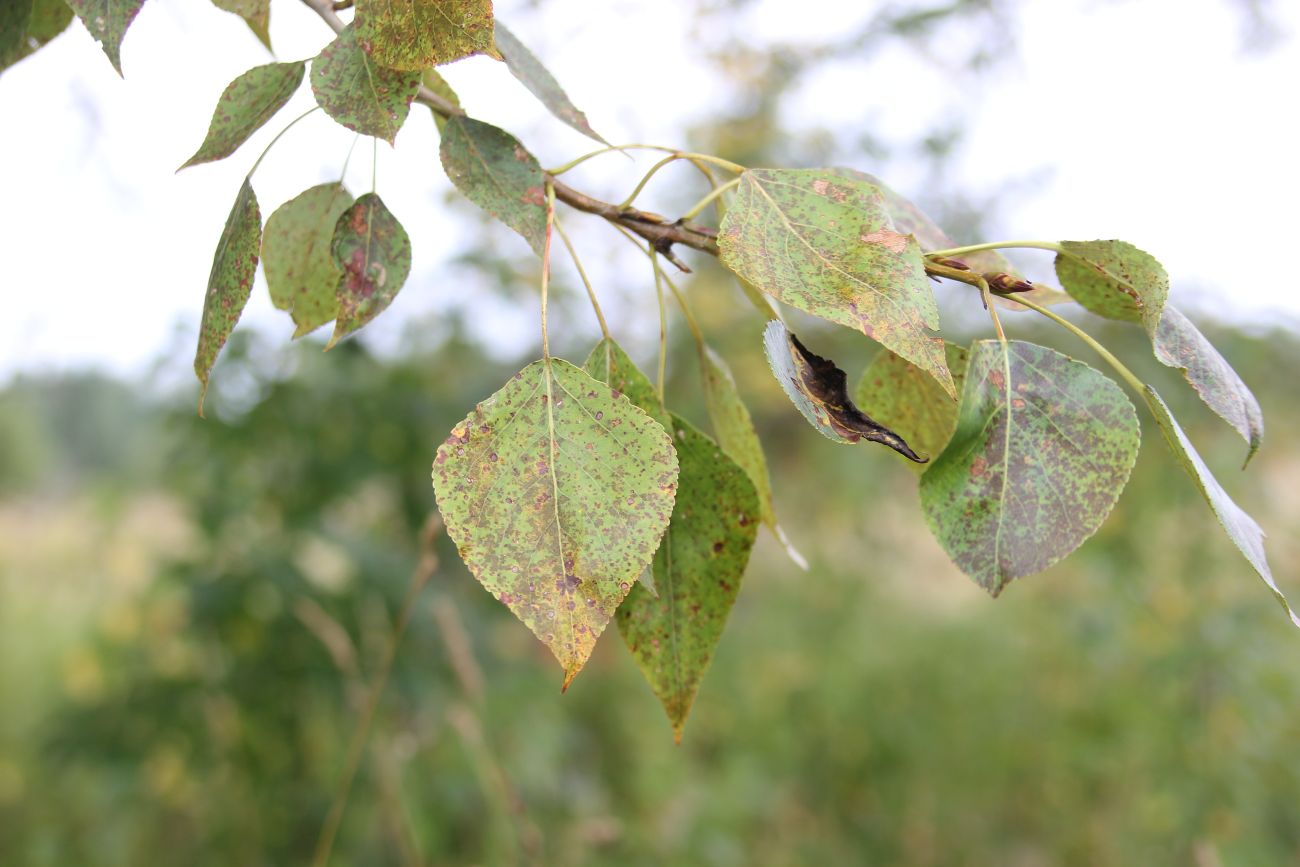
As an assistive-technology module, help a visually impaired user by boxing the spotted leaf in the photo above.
[310,24,420,144]
[431,359,679,687]
[855,342,970,469]
[1141,386,1295,627]
[194,178,261,413]
[66,0,144,75]
[355,0,493,72]
[180,61,304,170]
[494,21,608,145]
[440,115,548,256]
[720,169,953,397]
[1055,239,1169,336]
[326,193,411,348]
[262,182,354,338]
[919,340,1140,595]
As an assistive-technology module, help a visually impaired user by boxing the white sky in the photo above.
[1,0,1297,382]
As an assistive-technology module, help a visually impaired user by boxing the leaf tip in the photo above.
[560,668,579,693]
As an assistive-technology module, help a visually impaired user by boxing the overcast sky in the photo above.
[1,0,1296,382]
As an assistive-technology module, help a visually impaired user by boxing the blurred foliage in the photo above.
[3,316,1300,865]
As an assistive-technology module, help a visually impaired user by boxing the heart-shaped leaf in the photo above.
[66,0,144,75]
[310,24,421,144]
[493,21,608,145]
[355,0,493,72]
[440,115,548,255]
[855,342,971,469]
[720,169,954,397]
[920,340,1140,595]
[195,178,262,413]
[1141,386,1296,627]
[180,61,304,170]
[326,193,411,348]
[1154,305,1263,465]
[583,340,758,740]
[262,182,354,338]
[1055,239,1169,336]
[763,320,924,460]
[432,358,678,686]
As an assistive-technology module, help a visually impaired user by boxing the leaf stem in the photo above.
[337,135,360,185]
[371,136,378,194]
[979,276,1008,344]
[925,240,1063,258]
[1005,295,1148,394]
[540,182,556,360]
[543,144,685,175]
[652,256,705,352]
[680,177,741,222]
[248,106,320,178]
[552,215,611,341]
[651,251,669,407]
[617,153,745,211]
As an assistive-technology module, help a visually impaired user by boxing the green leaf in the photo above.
[326,193,411,348]
[66,0,144,75]
[262,182,354,338]
[919,340,1140,595]
[194,178,262,414]
[431,358,679,686]
[0,0,34,70]
[719,168,954,397]
[310,24,421,144]
[855,342,970,468]
[763,320,925,461]
[210,0,270,50]
[179,61,305,170]
[493,21,608,145]
[440,115,548,255]
[1055,239,1169,336]
[1154,306,1263,465]
[355,0,494,72]
[700,345,774,527]
[583,340,758,740]
[1141,386,1296,627]
[422,69,460,134]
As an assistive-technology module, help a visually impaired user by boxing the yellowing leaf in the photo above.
[356,0,493,72]
[194,179,261,413]
[719,168,953,397]
[855,342,970,469]
[700,345,774,527]
[180,61,304,170]
[310,24,421,144]
[210,0,270,50]
[432,359,678,686]
[262,182,354,338]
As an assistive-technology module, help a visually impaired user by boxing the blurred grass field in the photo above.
[2,317,1299,866]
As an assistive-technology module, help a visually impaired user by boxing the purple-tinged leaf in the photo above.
[1154,306,1264,465]
[66,0,144,75]
[440,115,548,256]
[720,169,954,397]
[194,178,262,413]
[855,342,971,469]
[494,21,608,145]
[262,182,354,338]
[1141,386,1295,626]
[326,193,411,347]
[310,24,420,144]
[180,61,305,170]
[432,358,678,687]
[355,0,494,72]
[920,340,1140,595]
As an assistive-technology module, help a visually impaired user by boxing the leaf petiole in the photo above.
[552,215,611,340]
[1004,294,1148,395]
[679,177,740,222]
[247,106,320,178]
[925,239,1063,259]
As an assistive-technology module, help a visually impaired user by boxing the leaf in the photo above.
[719,168,954,397]
[262,182,355,338]
[583,341,758,740]
[0,0,34,70]
[355,0,494,72]
[66,0,144,75]
[493,21,608,145]
[440,115,548,255]
[919,340,1140,595]
[1141,386,1297,627]
[423,69,460,134]
[700,345,775,527]
[194,178,262,414]
[179,61,305,170]
[1153,306,1263,464]
[762,320,925,461]
[327,193,411,348]
[210,0,270,50]
[431,358,679,686]
[310,24,421,144]
[855,342,971,468]
[1055,239,1169,336]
